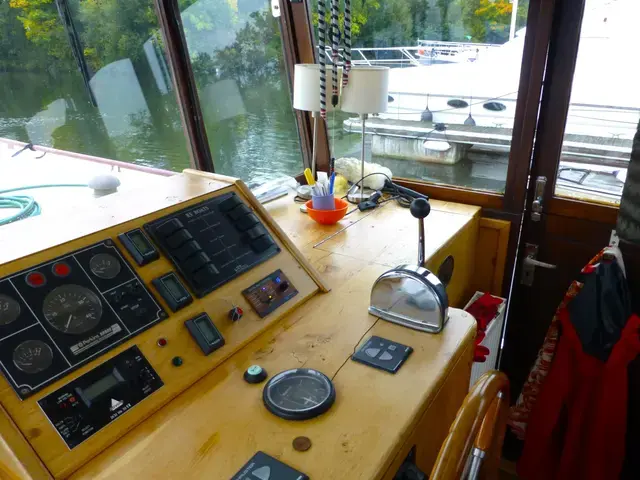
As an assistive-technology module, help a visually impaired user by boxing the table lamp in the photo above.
[293,64,338,177]
[340,66,390,202]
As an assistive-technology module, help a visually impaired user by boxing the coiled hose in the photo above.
[0,184,88,226]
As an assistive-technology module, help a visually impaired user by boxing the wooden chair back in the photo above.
[430,370,510,480]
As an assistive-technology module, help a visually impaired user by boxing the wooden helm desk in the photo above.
[0,170,478,480]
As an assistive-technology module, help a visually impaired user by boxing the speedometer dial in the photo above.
[43,285,102,335]
[0,294,20,326]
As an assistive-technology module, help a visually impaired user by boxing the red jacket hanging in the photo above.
[518,309,640,480]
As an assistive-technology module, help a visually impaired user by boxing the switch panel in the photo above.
[242,270,298,318]
[144,193,280,298]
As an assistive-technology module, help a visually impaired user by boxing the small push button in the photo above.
[157,218,183,237]
[235,213,260,232]
[218,195,242,213]
[246,225,268,241]
[174,240,201,261]
[166,229,193,249]
[228,204,251,220]
[184,252,210,272]
[251,235,276,253]
[193,264,219,288]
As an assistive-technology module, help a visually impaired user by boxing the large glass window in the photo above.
[0,0,190,171]
[552,0,638,206]
[318,0,530,193]
[176,0,305,186]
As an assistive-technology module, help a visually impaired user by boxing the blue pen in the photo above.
[329,172,336,195]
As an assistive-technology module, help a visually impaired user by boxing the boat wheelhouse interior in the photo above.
[1,0,639,478]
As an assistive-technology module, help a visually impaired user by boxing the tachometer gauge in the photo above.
[0,294,20,326]
[13,340,53,374]
[89,253,121,280]
[263,368,335,420]
[43,285,102,335]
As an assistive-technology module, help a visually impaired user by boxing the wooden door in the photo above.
[499,0,634,455]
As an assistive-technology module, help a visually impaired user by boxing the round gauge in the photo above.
[263,368,336,420]
[89,253,121,280]
[0,294,20,326]
[13,340,53,374]
[43,285,102,335]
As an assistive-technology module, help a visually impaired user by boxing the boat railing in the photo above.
[321,41,503,67]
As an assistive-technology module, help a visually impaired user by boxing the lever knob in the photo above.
[410,198,431,219]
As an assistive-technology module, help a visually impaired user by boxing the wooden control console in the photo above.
[0,171,326,478]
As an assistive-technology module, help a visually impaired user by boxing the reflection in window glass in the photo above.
[316,0,529,193]
[553,0,638,205]
[177,0,305,186]
[0,0,189,171]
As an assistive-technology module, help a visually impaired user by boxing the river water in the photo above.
[0,70,305,187]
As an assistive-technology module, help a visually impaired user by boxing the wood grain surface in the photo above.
[0,172,481,479]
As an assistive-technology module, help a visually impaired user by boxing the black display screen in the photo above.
[80,369,121,403]
[195,317,218,344]
[163,275,185,300]
[129,231,154,256]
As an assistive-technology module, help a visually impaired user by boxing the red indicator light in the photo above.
[26,272,46,287]
[53,262,71,277]
[157,338,168,347]
[69,396,76,403]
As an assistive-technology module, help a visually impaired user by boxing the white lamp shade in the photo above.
[341,66,390,114]
[293,64,340,113]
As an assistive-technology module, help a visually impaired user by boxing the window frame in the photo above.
[153,0,321,177]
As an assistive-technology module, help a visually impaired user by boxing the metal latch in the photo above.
[271,0,281,17]
[531,176,547,222]
[520,243,557,286]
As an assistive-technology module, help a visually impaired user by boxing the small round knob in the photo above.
[229,306,244,322]
[172,356,183,367]
[243,365,267,384]
[279,281,290,292]
[410,198,431,219]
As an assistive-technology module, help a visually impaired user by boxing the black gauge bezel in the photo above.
[262,368,336,421]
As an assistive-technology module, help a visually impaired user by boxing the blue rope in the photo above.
[0,184,88,226]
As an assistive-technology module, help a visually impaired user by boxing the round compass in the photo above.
[263,368,335,420]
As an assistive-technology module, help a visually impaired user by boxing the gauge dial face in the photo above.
[43,285,102,334]
[89,253,121,280]
[13,340,53,374]
[263,368,335,420]
[0,294,20,326]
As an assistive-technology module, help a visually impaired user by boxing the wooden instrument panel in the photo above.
[0,172,324,478]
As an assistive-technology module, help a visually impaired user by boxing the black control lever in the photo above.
[410,198,431,268]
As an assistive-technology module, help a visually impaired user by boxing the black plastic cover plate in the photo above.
[152,272,192,312]
[118,229,159,266]
[184,313,225,355]
[351,336,413,373]
[231,451,309,480]
[262,368,335,421]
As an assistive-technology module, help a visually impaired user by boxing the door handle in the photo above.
[523,257,557,270]
[520,243,556,286]
[531,176,547,222]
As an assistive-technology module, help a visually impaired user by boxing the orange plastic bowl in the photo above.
[305,197,349,225]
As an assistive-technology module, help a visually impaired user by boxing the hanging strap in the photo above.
[318,0,327,119]
[330,0,339,107]
[342,0,351,87]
